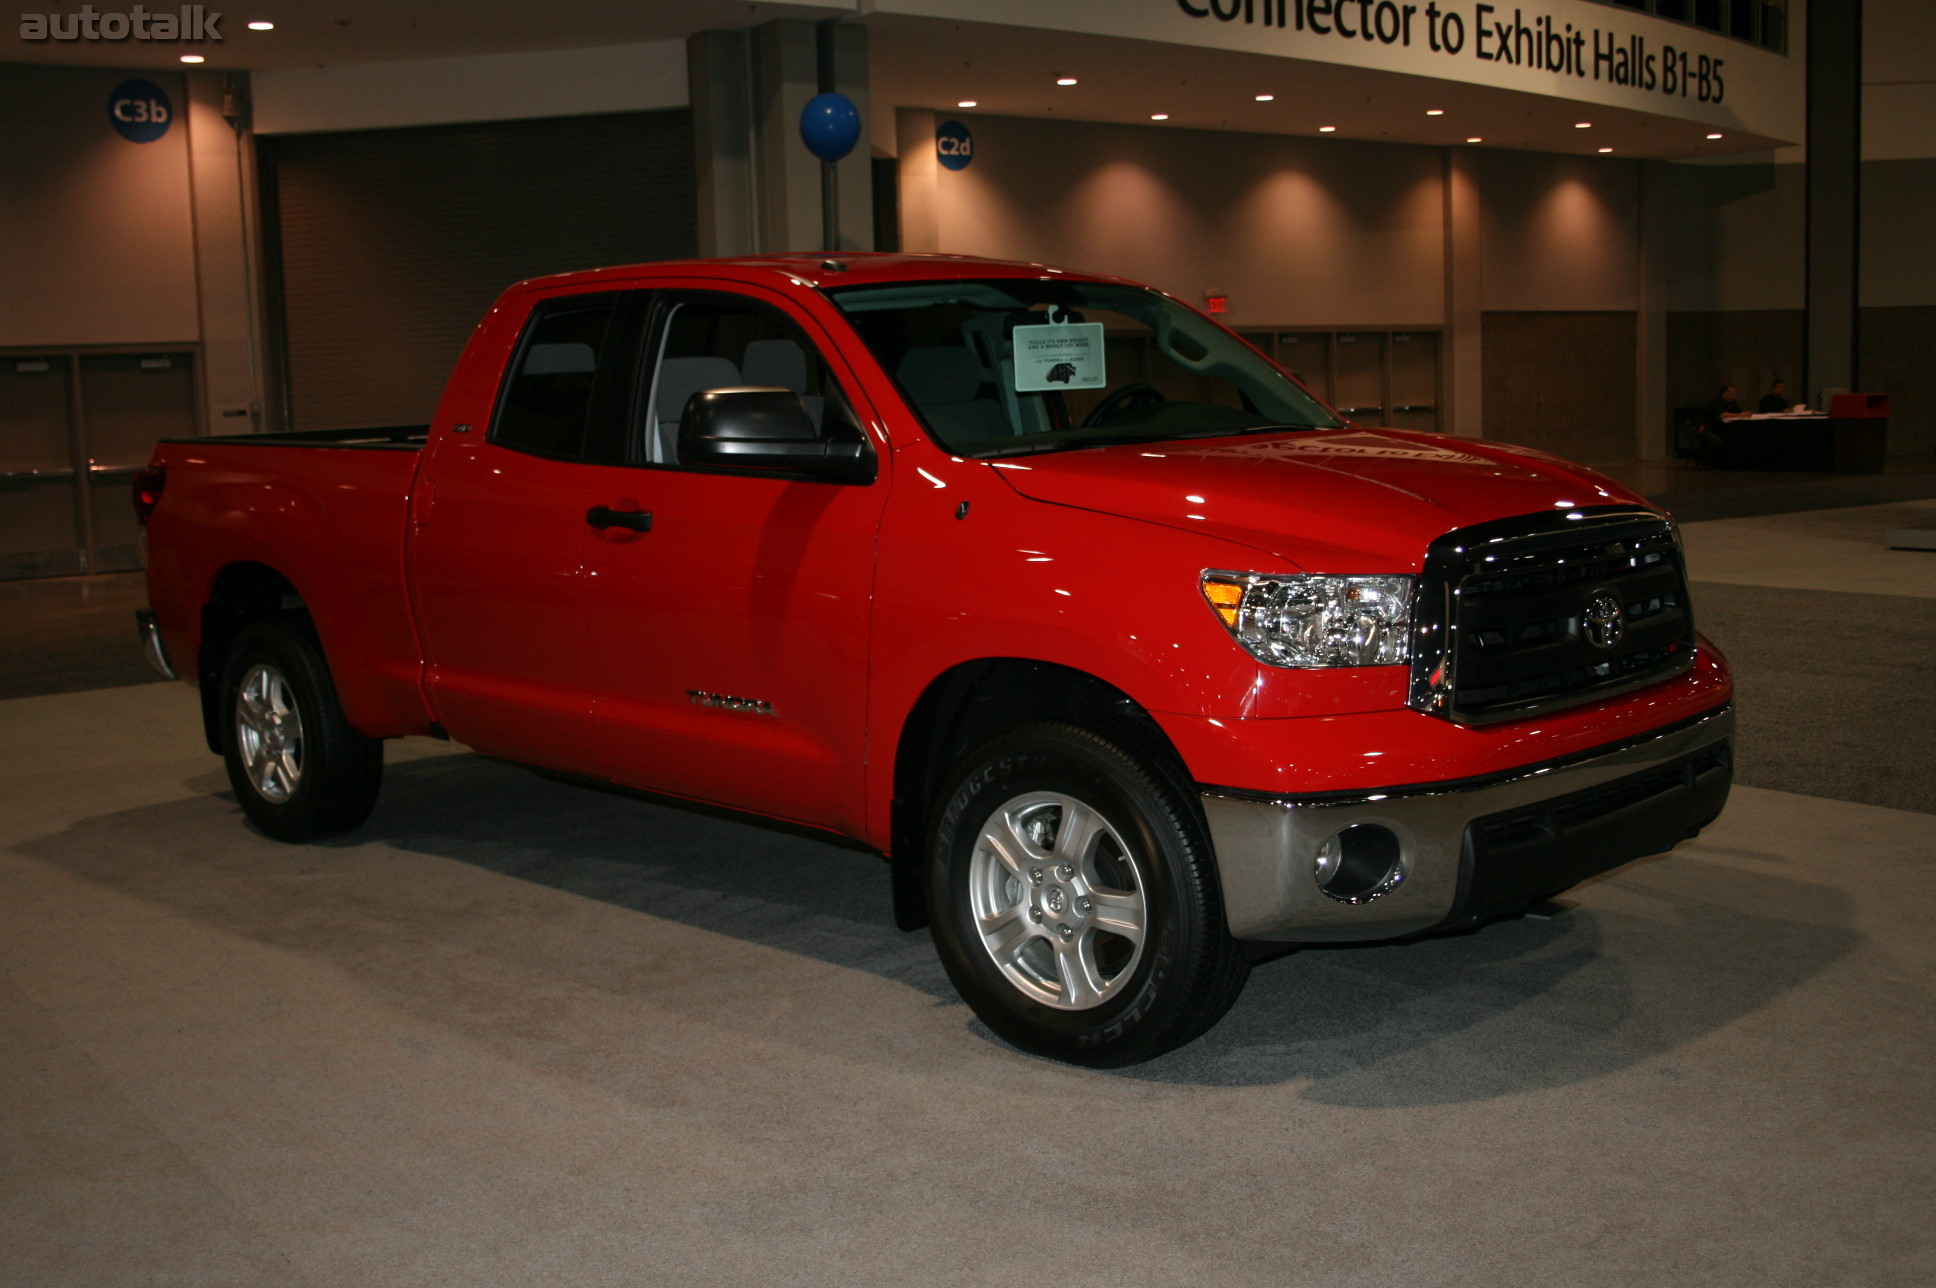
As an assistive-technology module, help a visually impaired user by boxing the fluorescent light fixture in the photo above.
[179,53,204,62]
[1707,132,1724,139]
[1598,146,1613,153]
[1575,121,1592,128]
[1318,125,1337,133]
[1151,113,1170,120]
[1255,94,1274,101]
[1426,108,1444,116]
[957,100,977,107]
[247,19,273,29]
[1055,76,1078,86]
[1466,136,1483,143]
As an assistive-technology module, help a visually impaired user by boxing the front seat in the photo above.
[895,346,1008,442]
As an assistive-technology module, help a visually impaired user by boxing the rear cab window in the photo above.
[491,291,631,461]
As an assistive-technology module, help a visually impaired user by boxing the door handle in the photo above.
[586,505,652,533]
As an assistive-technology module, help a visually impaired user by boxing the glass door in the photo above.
[0,357,83,579]
[1389,331,1441,432]
[0,349,199,579]
[1333,332,1387,423]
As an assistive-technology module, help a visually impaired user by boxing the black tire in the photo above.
[218,618,383,842]
[926,722,1248,1067]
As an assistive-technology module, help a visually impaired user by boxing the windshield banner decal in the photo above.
[1013,319,1106,392]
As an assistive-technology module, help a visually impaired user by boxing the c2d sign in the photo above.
[109,79,173,143]
[936,120,974,171]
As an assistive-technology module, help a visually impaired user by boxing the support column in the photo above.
[754,20,822,254]
[1804,0,1861,404]
[183,70,264,434]
[1635,160,1671,461]
[1441,146,1483,438]
[688,29,758,258]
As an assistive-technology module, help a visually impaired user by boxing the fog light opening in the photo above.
[1314,825,1405,903]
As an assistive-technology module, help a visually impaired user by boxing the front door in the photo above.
[579,288,888,835]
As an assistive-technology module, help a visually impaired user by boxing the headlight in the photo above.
[1200,571,1415,668]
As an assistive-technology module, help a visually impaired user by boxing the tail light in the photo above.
[133,464,166,525]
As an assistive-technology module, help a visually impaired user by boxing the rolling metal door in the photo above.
[263,109,695,431]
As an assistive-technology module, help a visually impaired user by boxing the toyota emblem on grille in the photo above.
[1583,592,1626,649]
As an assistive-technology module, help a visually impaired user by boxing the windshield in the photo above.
[826,278,1342,457]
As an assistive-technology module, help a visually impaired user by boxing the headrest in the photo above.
[655,356,742,422]
[742,339,809,393]
[896,346,985,406]
[522,342,596,376]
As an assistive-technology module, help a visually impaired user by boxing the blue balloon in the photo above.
[799,92,861,164]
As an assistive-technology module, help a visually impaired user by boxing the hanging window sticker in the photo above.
[1012,309,1106,392]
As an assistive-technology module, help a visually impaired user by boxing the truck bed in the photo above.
[159,425,430,450]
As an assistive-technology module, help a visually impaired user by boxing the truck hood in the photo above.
[986,428,1649,571]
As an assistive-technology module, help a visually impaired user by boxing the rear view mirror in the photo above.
[677,387,869,478]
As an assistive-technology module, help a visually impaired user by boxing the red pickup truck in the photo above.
[136,254,1734,1066]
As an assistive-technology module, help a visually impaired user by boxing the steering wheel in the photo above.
[1081,382,1167,428]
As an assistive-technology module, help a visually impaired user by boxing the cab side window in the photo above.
[491,293,619,460]
[640,292,861,466]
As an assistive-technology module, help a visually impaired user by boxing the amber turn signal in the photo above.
[1201,577,1244,627]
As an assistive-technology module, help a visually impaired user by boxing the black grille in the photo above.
[1409,509,1697,724]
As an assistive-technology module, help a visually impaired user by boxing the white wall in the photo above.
[252,42,687,136]
[0,64,201,347]
[1477,151,1640,312]
[900,111,1446,328]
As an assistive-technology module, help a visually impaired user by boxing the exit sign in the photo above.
[1204,293,1228,314]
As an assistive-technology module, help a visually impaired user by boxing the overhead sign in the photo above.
[872,0,1802,145]
[936,119,975,170]
[108,79,172,143]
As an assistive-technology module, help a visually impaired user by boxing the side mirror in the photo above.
[676,387,868,478]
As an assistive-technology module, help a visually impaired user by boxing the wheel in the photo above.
[1080,382,1167,428]
[926,723,1248,1066]
[218,618,383,842]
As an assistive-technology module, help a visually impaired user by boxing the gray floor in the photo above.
[0,571,158,700]
[4,494,1935,1285]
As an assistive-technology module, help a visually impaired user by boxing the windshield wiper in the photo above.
[969,423,1336,460]
[970,433,1162,459]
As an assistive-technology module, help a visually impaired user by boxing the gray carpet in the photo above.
[0,572,162,699]
[1692,580,1936,814]
[5,686,1933,1285]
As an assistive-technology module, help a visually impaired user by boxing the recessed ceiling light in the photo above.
[247,20,273,30]
[1055,77,1078,86]
[957,100,977,108]
[1575,121,1592,129]
[179,53,204,62]
[1151,113,1170,121]
[1466,136,1483,143]
[1598,146,1613,153]
[1318,125,1337,133]
[1255,94,1274,102]
[1426,109,1444,116]
[1707,132,1724,139]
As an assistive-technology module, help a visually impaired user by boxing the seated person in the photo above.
[1758,379,1791,414]
[1694,383,1746,465]
[1707,383,1746,422]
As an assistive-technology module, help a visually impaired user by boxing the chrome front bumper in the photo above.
[135,609,178,681]
[1201,705,1734,942]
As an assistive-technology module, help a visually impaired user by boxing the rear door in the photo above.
[578,286,889,834]
[409,288,642,772]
